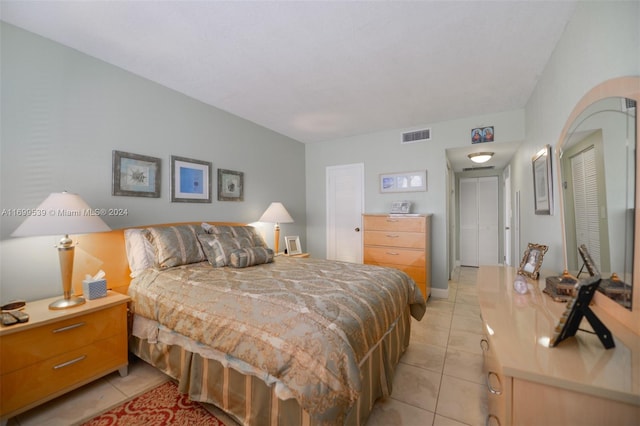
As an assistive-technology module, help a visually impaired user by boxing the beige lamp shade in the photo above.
[11,192,111,309]
[259,202,293,254]
[258,202,294,224]
[12,192,111,237]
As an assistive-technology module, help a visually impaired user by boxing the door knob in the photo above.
[355,227,360,232]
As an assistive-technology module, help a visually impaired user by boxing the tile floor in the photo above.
[8,267,486,426]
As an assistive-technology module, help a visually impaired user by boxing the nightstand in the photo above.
[289,253,310,258]
[0,291,130,422]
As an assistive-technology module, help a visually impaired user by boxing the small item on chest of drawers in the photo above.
[513,275,529,294]
[10,310,29,323]
[2,312,18,326]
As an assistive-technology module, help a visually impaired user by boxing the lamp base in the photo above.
[49,296,86,310]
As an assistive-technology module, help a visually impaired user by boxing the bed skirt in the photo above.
[129,306,412,426]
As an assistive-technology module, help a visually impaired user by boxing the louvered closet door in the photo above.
[571,147,601,270]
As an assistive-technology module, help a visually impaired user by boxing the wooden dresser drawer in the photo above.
[0,303,126,375]
[481,332,511,425]
[363,215,425,232]
[364,246,425,267]
[363,230,425,249]
[1,333,127,416]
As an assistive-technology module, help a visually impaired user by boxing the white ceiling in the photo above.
[1,1,576,171]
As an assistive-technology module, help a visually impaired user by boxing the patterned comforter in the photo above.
[128,256,426,423]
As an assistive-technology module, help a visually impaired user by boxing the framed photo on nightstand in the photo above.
[284,236,302,255]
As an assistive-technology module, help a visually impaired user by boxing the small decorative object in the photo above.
[517,243,548,280]
[171,156,212,203]
[380,170,427,193]
[471,126,494,144]
[217,169,244,201]
[577,244,598,277]
[532,145,553,215]
[513,275,529,294]
[549,274,614,349]
[543,271,577,302]
[284,236,302,255]
[390,200,412,214]
[112,150,161,198]
[259,202,294,253]
[82,270,107,300]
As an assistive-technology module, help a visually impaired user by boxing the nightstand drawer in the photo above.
[363,215,425,232]
[0,303,126,375]
[364,230,425,248]
[364,246,425,267]
[0,333,127,416]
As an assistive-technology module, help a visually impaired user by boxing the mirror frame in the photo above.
[556,76,640,335]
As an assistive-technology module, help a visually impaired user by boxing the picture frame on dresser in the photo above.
[517,242,548,280]
[284,235,302,255]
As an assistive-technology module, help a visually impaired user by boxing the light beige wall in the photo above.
[0,23,306,302]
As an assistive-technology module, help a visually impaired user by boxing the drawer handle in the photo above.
[386,252,400,256]
[53,355,86,370]
[486,414,501,426]
[385,219,399,222]
[480,338,489,352]
[52,322,86,333]
[385,234,400,238]
[486,371,502,395]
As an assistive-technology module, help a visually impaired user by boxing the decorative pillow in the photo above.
[229,247,274,268]
[124,228,155,277]
[198,233,254,267]
[201,224,267,248]
[145,225,205,269]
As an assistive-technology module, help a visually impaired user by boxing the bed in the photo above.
[81,222,426,426]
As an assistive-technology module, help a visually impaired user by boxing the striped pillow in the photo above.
[145,225,205,269]
[229,247,274,268]
[198,233,254,267]
[201,223,267,248]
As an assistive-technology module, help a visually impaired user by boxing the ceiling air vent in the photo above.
[401,128,431,144]
[463,166,495,172]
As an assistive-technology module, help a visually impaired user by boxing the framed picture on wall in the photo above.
[112,150,161,198]
[217,169,244,201]
[532,144,553,215]
[380,170,427,193]
[170,155,212,203]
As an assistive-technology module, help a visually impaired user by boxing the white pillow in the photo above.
[124,228,155,277]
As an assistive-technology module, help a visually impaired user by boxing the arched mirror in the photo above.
[557,77,640,333]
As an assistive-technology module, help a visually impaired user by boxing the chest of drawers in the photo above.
[363,214,431,299]
[0,292,130,421]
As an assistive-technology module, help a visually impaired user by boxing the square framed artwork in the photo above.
[380,170,427,193]
[532,144,553,215]
[112,150,161,197]
[170,155,212,203]
[285,235,302,255]
[217,169,244,201]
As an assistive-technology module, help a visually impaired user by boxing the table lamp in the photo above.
[11,192,112,309]
[259,202,293,254]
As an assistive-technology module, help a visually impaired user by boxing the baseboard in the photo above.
[430,287,449,299]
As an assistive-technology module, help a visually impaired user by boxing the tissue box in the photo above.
[82,279,107,300]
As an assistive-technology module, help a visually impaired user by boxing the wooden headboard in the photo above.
[72,221,245,296]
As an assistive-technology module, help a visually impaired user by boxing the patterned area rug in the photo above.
[83,381,225,425]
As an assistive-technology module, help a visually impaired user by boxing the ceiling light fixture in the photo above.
[468,152,494,164]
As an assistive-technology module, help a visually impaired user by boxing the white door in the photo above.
[459,176,499,267]
[477,177,499,265]
[326,163,364,263]
[460,178,479,266]
[503,166,512,265]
